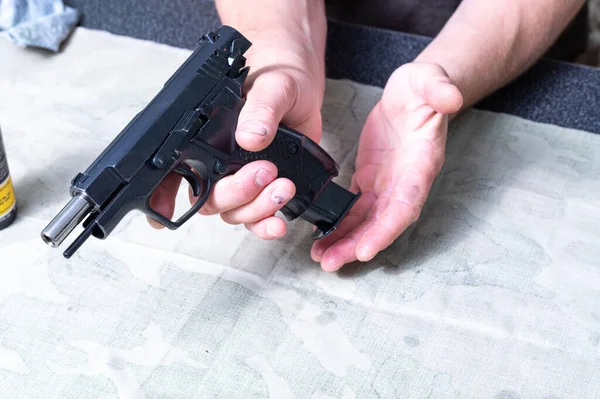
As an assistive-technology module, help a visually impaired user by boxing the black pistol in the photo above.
[41,26,360,259]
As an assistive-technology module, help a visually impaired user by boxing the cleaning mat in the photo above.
[0,27,599,399]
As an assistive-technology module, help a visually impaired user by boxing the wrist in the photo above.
[216,1,326,81]
[215,0,326,49]
[239,31,328,95]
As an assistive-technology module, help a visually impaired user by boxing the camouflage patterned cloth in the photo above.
[0,28,599,399]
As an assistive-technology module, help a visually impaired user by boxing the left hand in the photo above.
[311,62,463,271]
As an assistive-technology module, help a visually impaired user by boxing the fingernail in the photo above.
[322,257,341,272]
[242,123,268,136]
[358,247,376,262]
[314,247,324,257]
[272,186,292,205]
[255,168,273,187]
[265,226,279,238]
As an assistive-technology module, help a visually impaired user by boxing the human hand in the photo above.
[311,62,463,271]
[147,27,326,239]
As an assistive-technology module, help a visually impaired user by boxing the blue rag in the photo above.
[0,0,79,52]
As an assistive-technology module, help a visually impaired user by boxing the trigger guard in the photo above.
[145,160,212,230]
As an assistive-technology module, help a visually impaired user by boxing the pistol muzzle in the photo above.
[41,195,92,248]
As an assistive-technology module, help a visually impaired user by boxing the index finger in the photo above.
[147,172,183,229]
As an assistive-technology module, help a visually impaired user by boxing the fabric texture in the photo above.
[324,0,461,37]
[0,0,79,51]
[0,28,599,399]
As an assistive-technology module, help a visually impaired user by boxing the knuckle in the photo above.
[278,73,298,98]
[246,72,297,121]
[240,114,276,138]
[233,174,259,199]
[269,72,298,110]
[252,101,279,121]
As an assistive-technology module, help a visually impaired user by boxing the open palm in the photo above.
[311,62,463,271]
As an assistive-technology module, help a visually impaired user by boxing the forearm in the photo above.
[415,0,586,110]
[215,0,327,91]
[215,0,325,33]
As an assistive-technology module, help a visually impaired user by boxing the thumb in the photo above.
[423,74,463,115]
[236,72,297,152]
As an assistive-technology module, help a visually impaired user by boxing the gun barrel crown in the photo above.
[41,195,92,248]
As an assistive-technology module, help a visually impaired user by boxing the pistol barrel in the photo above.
[41,195,92,248]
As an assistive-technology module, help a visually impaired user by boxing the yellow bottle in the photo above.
[0,124,17,230]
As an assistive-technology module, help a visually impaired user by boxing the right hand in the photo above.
[148,27,326,239]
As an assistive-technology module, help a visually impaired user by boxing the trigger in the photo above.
[174,163,202,196]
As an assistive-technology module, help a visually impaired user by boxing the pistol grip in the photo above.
[237,124,360,239]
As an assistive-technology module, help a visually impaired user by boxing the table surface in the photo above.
[63,0,600,135]
[1,28,599,398]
